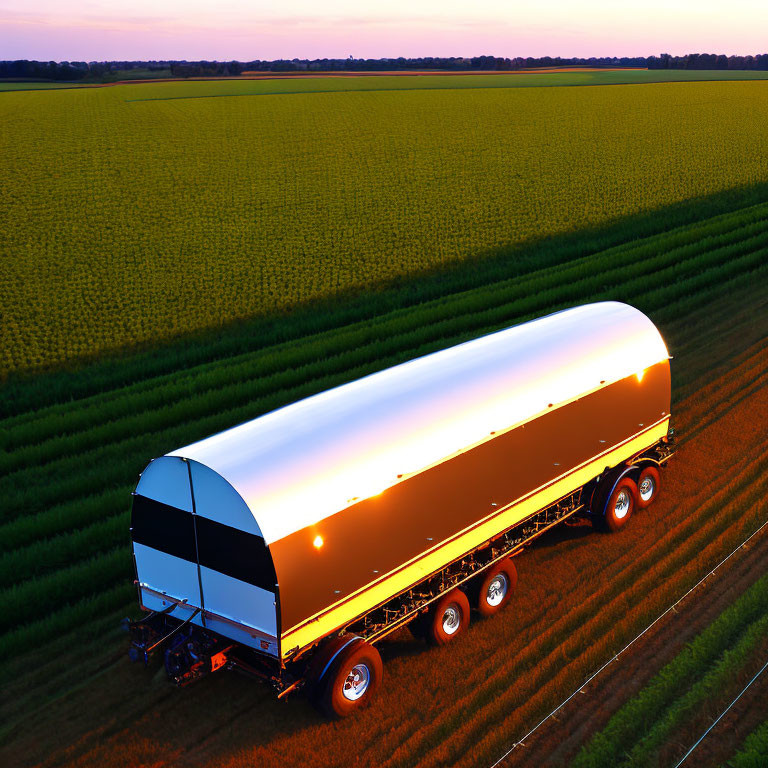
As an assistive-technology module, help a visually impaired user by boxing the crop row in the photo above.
[5,196,768,462]
[2,340,766,678]
[119,70,768,103]
[571,572,768,767]
[732,719,768,767]
[3,211,768,526]
[11,192,768,434]
[6,336,756,587]
[0,582,133,661]
[2,223,764,486]
[0,327,749,587]
[6,249,768,533]
[258,339,768,768]
[0,270,762,593]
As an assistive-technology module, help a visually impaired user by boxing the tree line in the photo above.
[2,53,768,81]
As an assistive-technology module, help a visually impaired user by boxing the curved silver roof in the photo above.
[168,302,669,544]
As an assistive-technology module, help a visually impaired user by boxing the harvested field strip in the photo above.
[679,361,768,443]
[2,219,767,520]
[570,575,768,767]
[493,524,768,768]
[377,464,768,768]
[4,197,768,454]
[664,291,768,402]
[0,604,153,739]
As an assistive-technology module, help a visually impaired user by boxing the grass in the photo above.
[0,81,77,91]
[3,70,768,768]
[3,177,768,418]
[118,69,768,100]
[3,77,768,375]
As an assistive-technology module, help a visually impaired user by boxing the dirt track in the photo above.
[2,286,767,768]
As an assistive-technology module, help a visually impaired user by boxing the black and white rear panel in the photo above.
[131,457,279,657]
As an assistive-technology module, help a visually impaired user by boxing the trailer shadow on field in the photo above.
[528,517,595,550]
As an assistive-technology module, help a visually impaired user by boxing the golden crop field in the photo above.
[2,78,768,375]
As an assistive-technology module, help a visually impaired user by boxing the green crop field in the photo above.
[4,67,768,93]
[2,73,768,768]
[2,75,768,376]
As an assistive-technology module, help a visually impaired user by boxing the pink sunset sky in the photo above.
[1,1,765,61]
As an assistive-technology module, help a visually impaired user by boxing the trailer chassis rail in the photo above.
[352,489,586,645]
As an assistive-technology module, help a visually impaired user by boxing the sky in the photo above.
[1,0,766,62]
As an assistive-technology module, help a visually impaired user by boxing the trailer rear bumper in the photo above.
[134,584,279,658]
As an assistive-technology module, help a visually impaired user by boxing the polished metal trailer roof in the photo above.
[167,302,669,545]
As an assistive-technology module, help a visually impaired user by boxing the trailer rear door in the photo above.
[131,457,203,625]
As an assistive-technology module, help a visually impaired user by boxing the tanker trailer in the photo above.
[126,301,674,717]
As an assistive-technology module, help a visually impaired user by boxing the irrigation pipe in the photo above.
[671,657,768,768]
[488,517,768,768]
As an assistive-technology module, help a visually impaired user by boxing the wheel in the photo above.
[426,588,470,646]
[604,477,638,532]
[475,559,518,617]
[636,466,661,509]
[316,638,383,718]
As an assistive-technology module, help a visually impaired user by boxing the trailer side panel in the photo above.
[275,361,669,652]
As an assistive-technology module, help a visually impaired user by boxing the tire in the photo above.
[317,639,383,718]
[475,559,518,617]
[426,588,470,646]
[636,466,661,509]
[604,477,638,533]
